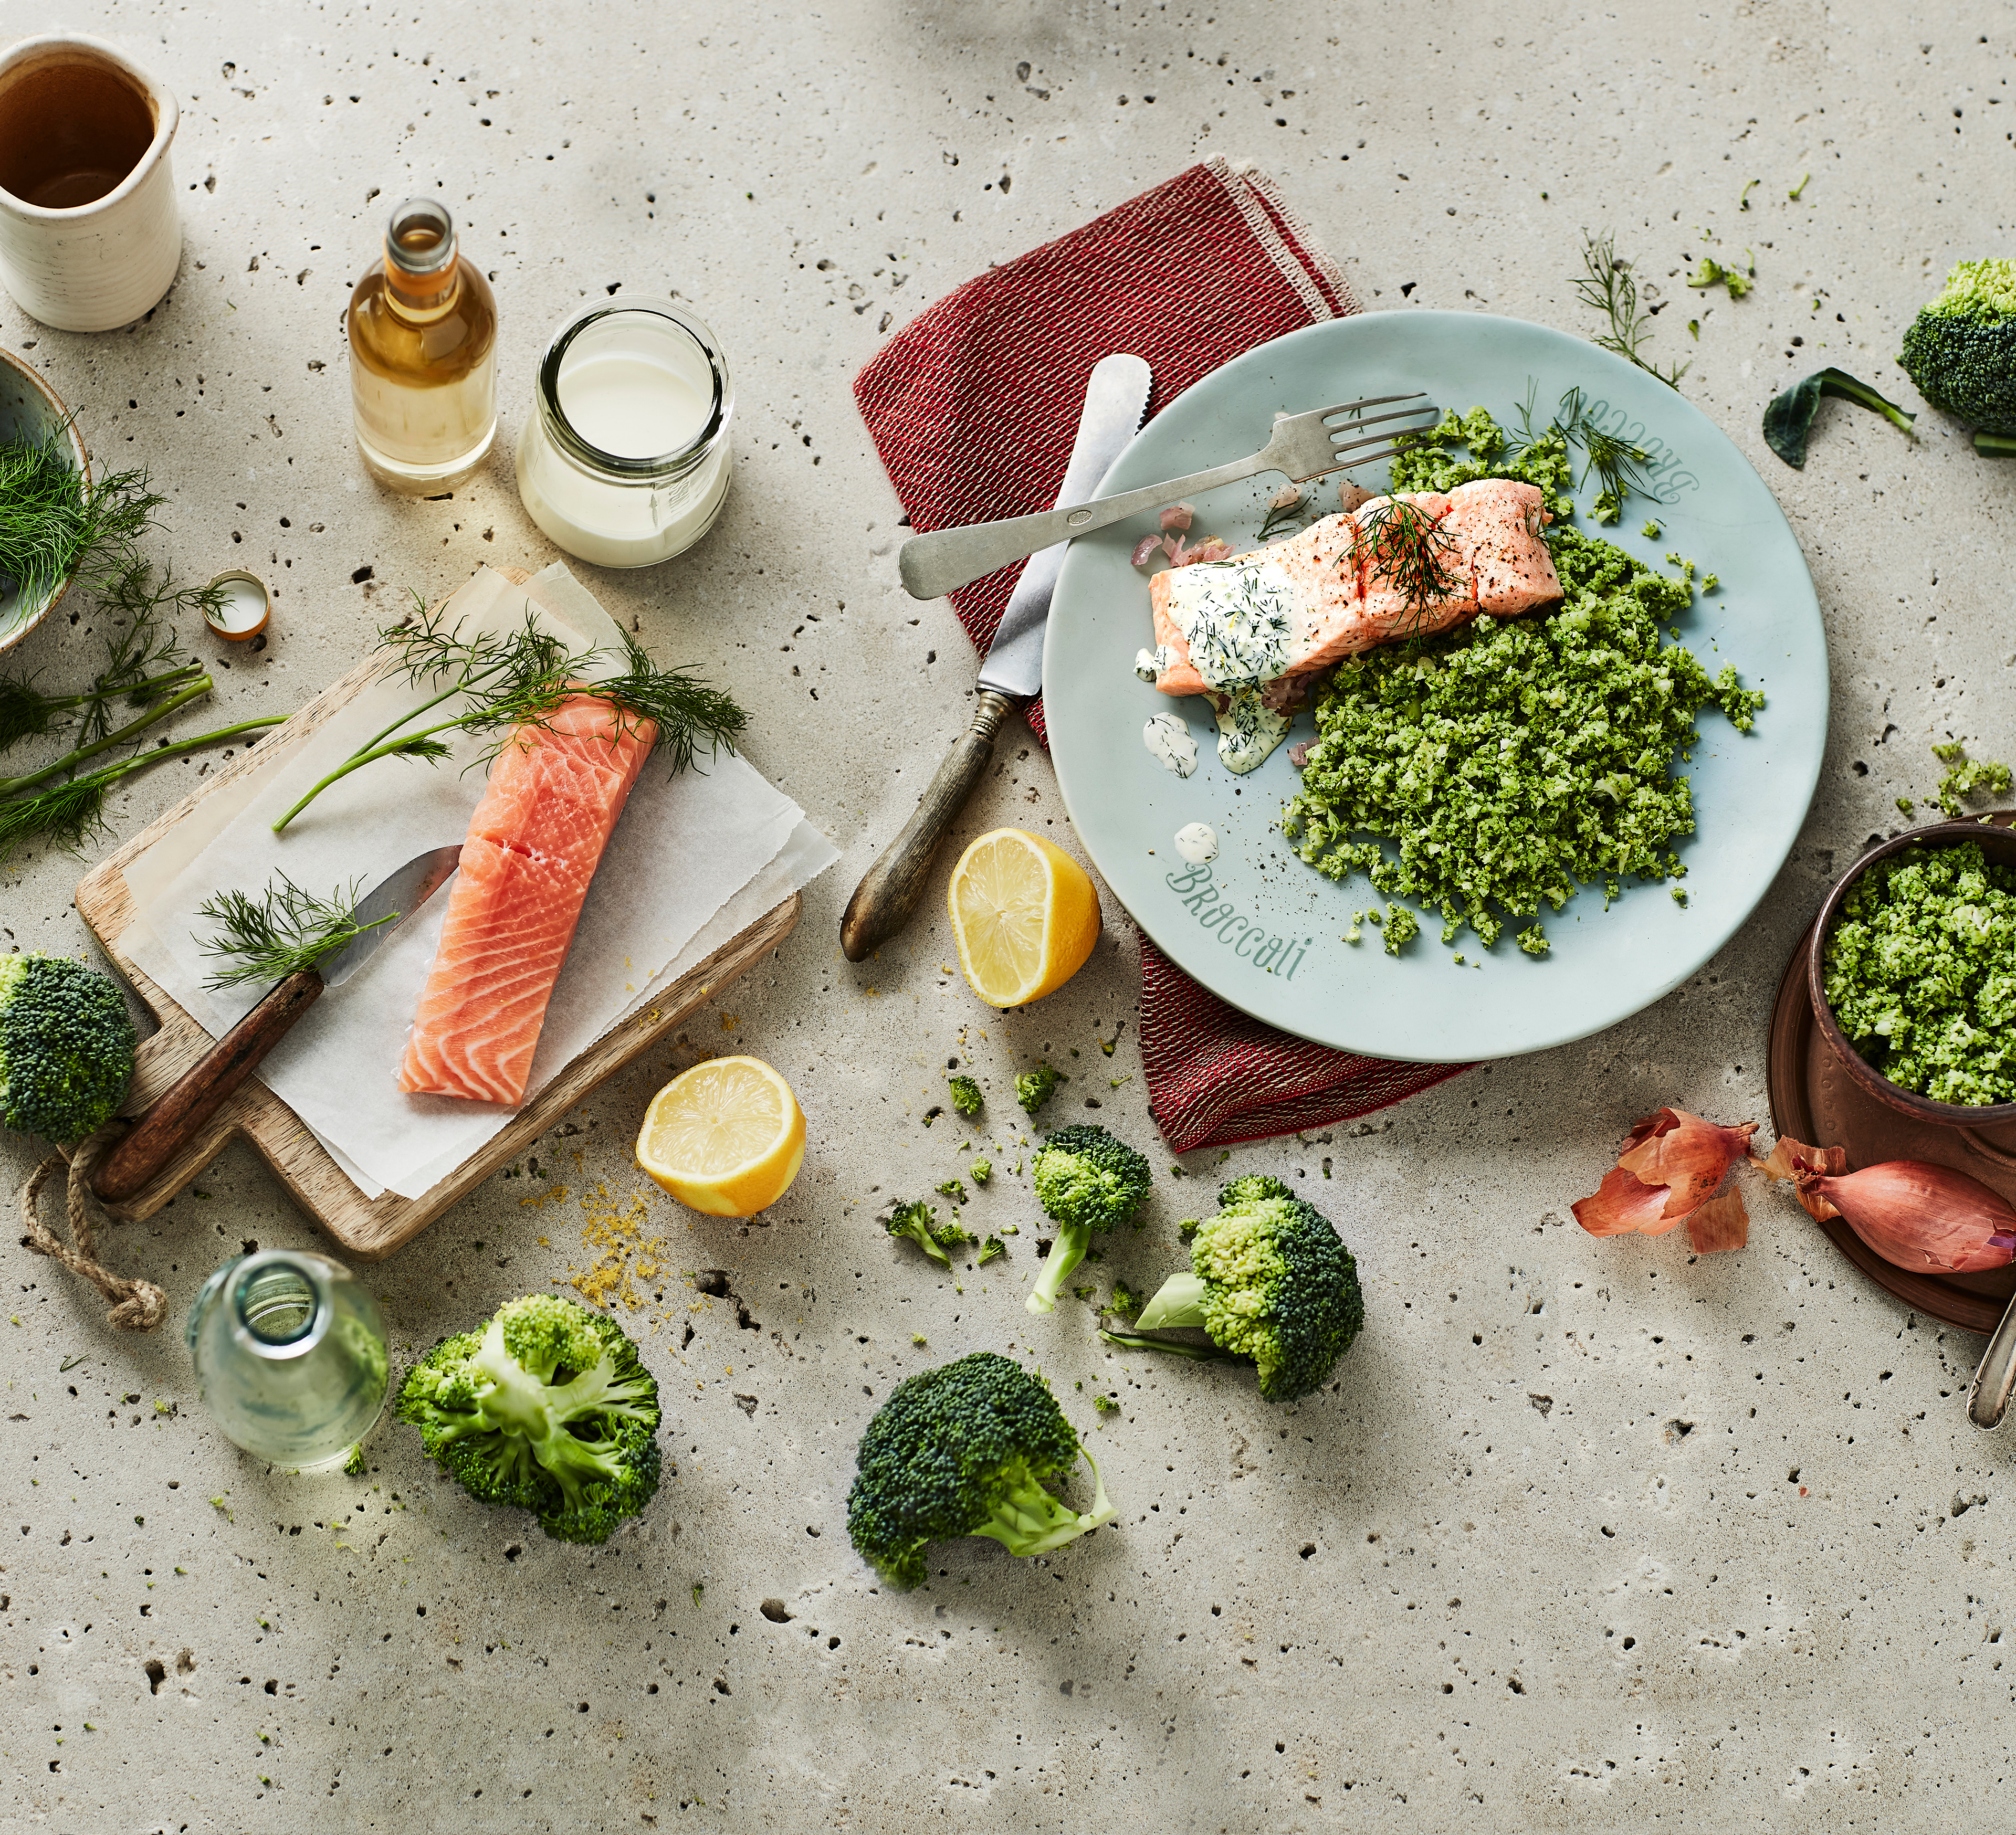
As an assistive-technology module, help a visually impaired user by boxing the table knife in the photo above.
[93,843,464,1204]
[840,353,1152,962]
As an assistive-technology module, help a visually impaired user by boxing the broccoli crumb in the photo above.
[1671,888,1688,907]
[1931,741,2013,817]
[1641,519,1663,539]
[342,1443,366,1478]
[1452,953,1466,966]
[1016,1063,1064,1114]
[946,1074,983,1116]
[1381,904,1420,956]
[969,1158,992,1185]
[1516,925,1550,958]
[1091,1394,1121,1415]
[1110,1282,1144,1319]
[1700,573,1719,592]
[912,1333,928,1347]
[934,1177,969,1205]
[1897,797,1916,817]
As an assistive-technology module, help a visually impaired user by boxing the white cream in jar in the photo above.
[514,299,733,568]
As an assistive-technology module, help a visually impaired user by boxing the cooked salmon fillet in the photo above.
[398,692,656,1106]
[1149,481,1560,698]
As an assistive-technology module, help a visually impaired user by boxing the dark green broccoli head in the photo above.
[1899,259,2016,435]
[1032,1124,1152,1233]
[947,1074,983,1116]
[1191,1175,1363,1401]
[395,1295,662,1544]
[0,953,136,1145]
[845,1351,1112,1590]
[1026,1124,1154,1314]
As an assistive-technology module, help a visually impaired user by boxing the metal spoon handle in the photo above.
[1966,1288,2016,1430]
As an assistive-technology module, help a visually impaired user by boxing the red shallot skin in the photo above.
[1794,1159,2016,1273]
[1753,1137,1846,1183]
[1684,1188,1750,1254]
[1571,1164,1683,1237]
[1616,1108,1760,1220]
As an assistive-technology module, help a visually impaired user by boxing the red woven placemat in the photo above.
[854,158,1467,1150]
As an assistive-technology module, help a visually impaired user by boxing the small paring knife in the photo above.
[839,354,1152,963]
[92,843,464,1205]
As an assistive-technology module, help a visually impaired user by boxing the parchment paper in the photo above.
[120,564,836,1200]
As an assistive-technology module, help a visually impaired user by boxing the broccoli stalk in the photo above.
[1025,1124,1153,1315]
[395,1295,662,1544]
[1099,1175,1363,1402]
[882,1198,955,1268]
[0,953,136,1144]
[846,1352,1114,1589]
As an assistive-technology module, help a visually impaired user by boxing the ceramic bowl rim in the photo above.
[0,33,181,222]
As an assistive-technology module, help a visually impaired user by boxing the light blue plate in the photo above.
[1045,310,1826,1061]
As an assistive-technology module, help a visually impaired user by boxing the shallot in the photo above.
[1129,534,1163,567]
[1160,502,1195,532]
[1792,1158,2016,1273]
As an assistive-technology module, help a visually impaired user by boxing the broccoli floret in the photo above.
[1899,259,2016,447]
[342,1443,366,1478]
[947,1074,983,1116]
[0,953,136,1145]
[394,1295,662,1544]
[935,1177,970,1205]
[935,1219,976,1251]
[844,1351,1114,1590]
[1110,1282,1145,1321]
[1025,1124,1153,1315]
[978,1235,1005,1265]
[1101,1175,1363,1402]
[882,1198,953,1269]
[969,1158,992,1185]
[1015,1063,1064,1114]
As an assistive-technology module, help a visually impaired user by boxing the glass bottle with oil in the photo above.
[346,197,497,492]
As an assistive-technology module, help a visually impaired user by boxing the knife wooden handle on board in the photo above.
[840,690,1017,963]
[93,969,326,1205]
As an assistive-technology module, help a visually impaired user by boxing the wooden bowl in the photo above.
[0,346,91,652]
[1807,816,2016,1130]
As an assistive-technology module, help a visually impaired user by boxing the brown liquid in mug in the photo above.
[0,55,156,210]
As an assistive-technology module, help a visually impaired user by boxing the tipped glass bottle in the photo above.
[346,197,497,492]
[186,1249,389,1470]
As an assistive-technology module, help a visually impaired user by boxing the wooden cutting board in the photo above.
[72,566,799,1261]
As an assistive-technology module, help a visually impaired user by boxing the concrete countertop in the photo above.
[2,2,2009,1827]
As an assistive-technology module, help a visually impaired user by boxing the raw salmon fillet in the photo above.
[1149,482,1561,698]
[398,692,656,1105]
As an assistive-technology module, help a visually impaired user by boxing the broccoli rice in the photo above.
[1280,407,1763,953]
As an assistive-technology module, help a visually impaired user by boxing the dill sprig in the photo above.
[0,604,206,754]
[1351,495,1463,631]
[196,873,397,989]
[1555,387,1655,525]
[1257,486,1318,545]
[1572,232,1688,391]
[272,603,748,834]
[0,712,284,866]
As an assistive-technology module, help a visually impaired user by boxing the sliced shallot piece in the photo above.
[1793,1159,2016,1273]
[1160,502,1195,532]
[1269,482,1305,510]
[1130,533,1163,567]
[1171,535,1232,567]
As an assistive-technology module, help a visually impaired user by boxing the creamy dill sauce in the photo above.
[1142,710,1199,778]
[1213,688,1291,775]
[1161,558,1296,690]
[1174,821,1219,864]
[1135,645,1171,684]
[1157,560,1299,774]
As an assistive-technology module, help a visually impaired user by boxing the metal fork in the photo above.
[897,392,1440,601]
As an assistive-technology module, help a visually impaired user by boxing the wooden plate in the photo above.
[1766,811,2016,1333]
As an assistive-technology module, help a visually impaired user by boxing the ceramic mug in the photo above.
[0,35,181,332]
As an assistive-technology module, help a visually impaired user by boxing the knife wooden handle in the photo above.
[841,691,1017,963]
[94,970,326,1205]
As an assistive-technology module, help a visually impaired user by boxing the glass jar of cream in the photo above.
[514,298,733,567]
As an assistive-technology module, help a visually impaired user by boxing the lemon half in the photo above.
[636,1055,806,1217]
[947,828,1101,1008]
